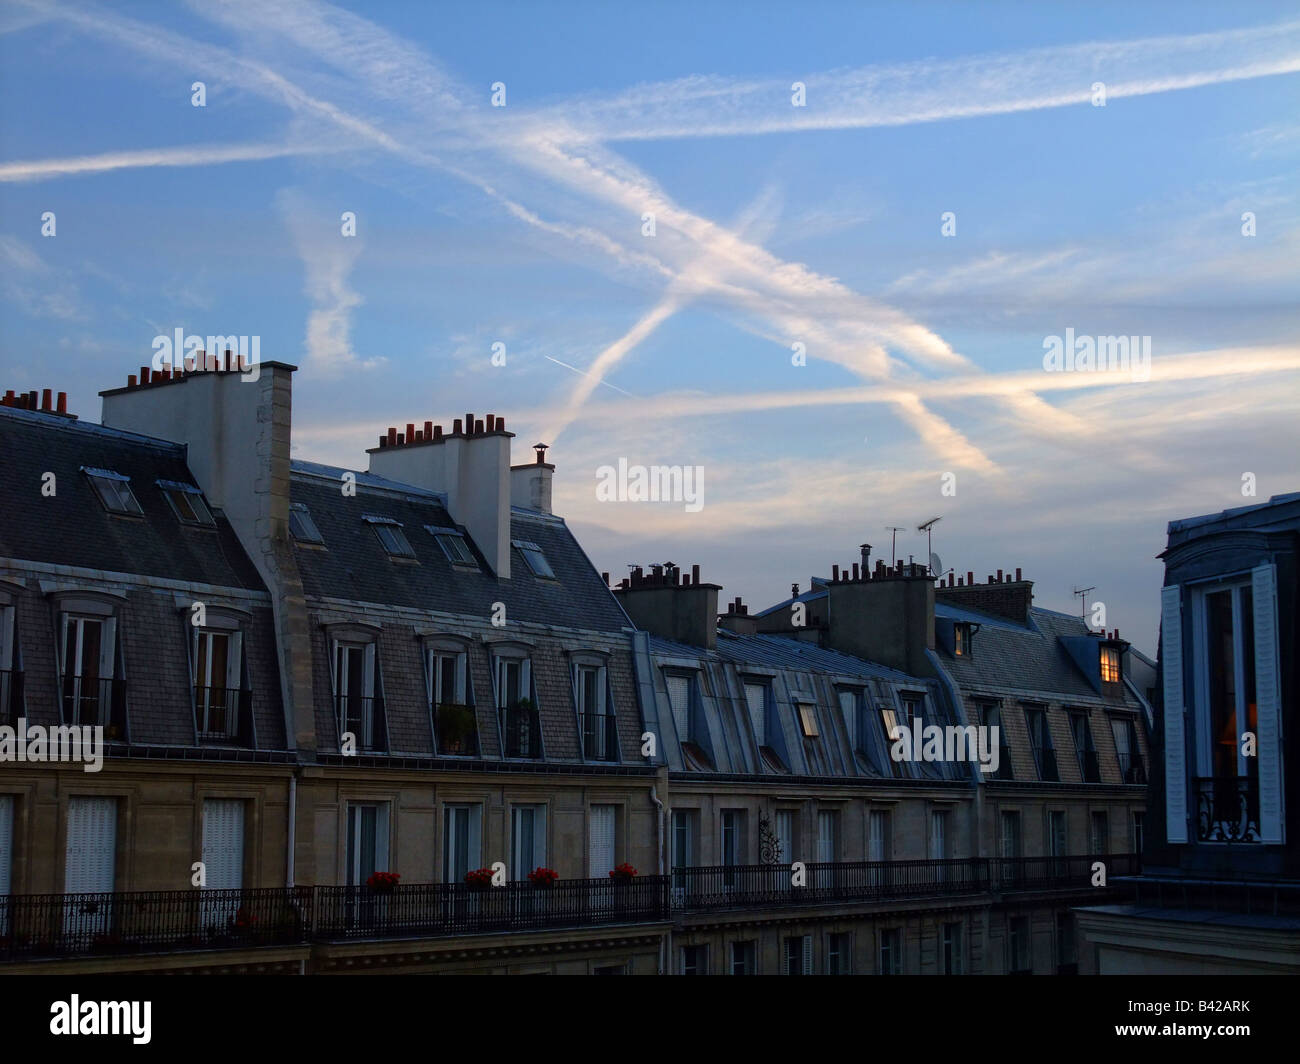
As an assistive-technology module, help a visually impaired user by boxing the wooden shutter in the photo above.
[65,796,116,893]
[202,799,245,891]
[1160,584,1188,843]
[1252,564,1284,843]
[0,795,12,897]
[590,805,616,877]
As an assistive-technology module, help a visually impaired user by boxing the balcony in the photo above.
[434,702,479,756]
[0,887,311,962]
[672,858,991,911]
[1196,776,1261,842]
[0,857,1139,963]
[1078,749,1101,783]
[501,702,542,758]
[1117,752,1147,785]
[315,877,669,939]
[193,685,253,745]
[335,693,386,752]
[0,668,22,726]
[59,676,126,739]
[580,709,618,762]
[994,853,1140,892]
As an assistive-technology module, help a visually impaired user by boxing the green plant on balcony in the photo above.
[436,702,476,754]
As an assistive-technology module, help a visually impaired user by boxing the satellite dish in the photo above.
[930,552,943,578]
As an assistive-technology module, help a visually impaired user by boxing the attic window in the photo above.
[797,703,820,739]
[954,623,972,657]
[364,514,414,558]
[82,467,143,516]
[427,525,476,567]
[289,502,324,544]
[513,539,555,579]
[1100,646,1121,684]
[157,479,214,526]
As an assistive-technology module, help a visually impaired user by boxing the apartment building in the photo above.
[1077,493,1300,974]
[0,367,1148,975]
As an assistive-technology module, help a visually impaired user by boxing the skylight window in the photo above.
[798,703,820,739]
[364,514,415,558]
[289,502,324,545]
[512,539,555,578]
[157,479,214,526]
[427,525,477,567]
[82,467,142,515]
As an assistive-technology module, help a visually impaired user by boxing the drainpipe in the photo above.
[650,784,667,975]
[286,771,297,887]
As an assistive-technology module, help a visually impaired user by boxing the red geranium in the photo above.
[609,863,638,880]
[366,871,400,890]
[527,866,559,886]
[464,867,494,888]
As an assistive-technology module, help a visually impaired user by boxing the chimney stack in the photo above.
[511,442,554,515]
[614,563,721,647]
[367,411,515,577]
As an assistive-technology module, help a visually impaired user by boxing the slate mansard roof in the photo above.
[289,460,631,631]
[0,406,265,590]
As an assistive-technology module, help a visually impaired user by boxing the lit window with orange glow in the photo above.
[1100,647,1121,684]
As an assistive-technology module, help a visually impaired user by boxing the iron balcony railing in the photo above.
[59,676,126,738]
[0,668,22,726]
[1117,752,1147,785]
[315,876,670,940]
[671,858,991,910]
[335,693,385,752]
[0,887,312,962]
[1196,776,1261,842]
[0,856,1139,961]
[581,710,618,762]
[501,703,542,758]
[992,852,1140,891]
[193,685,252,745]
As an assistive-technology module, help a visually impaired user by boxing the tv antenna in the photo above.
[917,517,942,574]
[1073,585,1096,619]
[885,527,906,567]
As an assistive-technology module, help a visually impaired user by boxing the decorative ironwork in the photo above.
[757,814,781,864]
[1196,776,1261,842]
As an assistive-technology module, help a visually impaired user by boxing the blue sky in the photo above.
[3,0,1299,655]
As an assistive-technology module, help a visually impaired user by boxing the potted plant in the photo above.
[464,867,494,891]
[366,871,400,893]
[437,702,477,754]
[609,862,638,881]
[527,866,558,888]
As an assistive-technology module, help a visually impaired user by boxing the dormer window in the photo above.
[158,479,215,527]
[513,540,555,579]
[193,626,248,743]
[364,514,414,558]
[289,502,324,544]
[1100,646,1121,684]
[82,467,142,516]
[954,623,973,657]
[427,526,477,567]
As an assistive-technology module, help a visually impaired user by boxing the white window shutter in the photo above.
[1160,584,1188,843]
[65,797,116,893]
[521,658,532,702]
[98,617,117,681]
[801,935,813,975]
[745,684,766,745]
[468,805,482,869]
[202,799,245,890]
[0,795,12,897]
[590,805,616,877]
[666,674,690,741]
[455,652,467,703]
[776,810,793,864]
[1252,564,1284,844]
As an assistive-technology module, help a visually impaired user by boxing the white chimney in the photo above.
[510,442,553,514]
[367,414,514,578]
[98,359,316,751]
